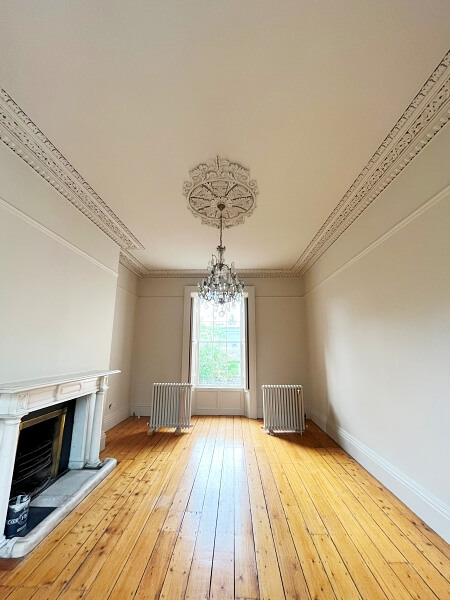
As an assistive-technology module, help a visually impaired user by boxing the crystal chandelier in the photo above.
[198,203,244,310]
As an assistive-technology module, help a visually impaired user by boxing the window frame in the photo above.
[182,286,257,418]
[193,296,246,389]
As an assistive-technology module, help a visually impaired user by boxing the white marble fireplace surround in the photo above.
[0,370,119,558]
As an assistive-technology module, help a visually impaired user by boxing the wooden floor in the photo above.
[0,417,449,600]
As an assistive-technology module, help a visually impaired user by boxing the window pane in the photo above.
[227,304,241,323]
[227,325,240,342]
[199,322,213,341]
[214,310,227,325]
[197,299,245,387]
[198,343,213,385]
[226,361,241,386]
[213,324,227,341]
[211,343,227,384]
[227,342,241,385]
[201,301,214,320]
[227,342,240,361]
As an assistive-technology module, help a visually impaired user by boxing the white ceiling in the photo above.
[1,1,449,273]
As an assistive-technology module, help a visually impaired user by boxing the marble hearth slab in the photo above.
[0,458,116,559]
[31,469,108,507]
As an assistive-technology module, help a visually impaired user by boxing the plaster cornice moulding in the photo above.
[293,50,450,275]
[139,268,299,279]
[0,90,144,252]
[119,250,150,277]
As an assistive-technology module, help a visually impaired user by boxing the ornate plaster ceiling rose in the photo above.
[183,156,258,228]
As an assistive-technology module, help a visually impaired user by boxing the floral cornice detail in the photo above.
[183,156,258,228]
[0,90,144,251]
[293,50,450,275]
[119,250,150,277]
[140,268,298,279]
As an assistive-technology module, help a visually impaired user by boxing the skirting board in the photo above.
[194,409,244,416]
[130,405,151,418]
[103,407,131,431]
[130,405,258,418]
[310,410,450,543]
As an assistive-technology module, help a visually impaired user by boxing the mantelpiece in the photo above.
[0,370,119,558]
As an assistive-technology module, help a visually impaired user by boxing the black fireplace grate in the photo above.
[14,440,53,485]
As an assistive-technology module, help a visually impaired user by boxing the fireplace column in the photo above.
[85,376,108,468]
[0,416,22,547]
[69,394,93,469]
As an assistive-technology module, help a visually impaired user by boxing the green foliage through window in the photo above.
[198,301,243,387]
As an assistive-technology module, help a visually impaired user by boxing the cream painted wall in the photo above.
[0,144,120,384]
[304,126,450,541]
[130,276,307,417]
[255,296,306,414]
[131,295,185,414]
[104,264,139,431]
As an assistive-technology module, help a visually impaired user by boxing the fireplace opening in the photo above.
[8,401,75,537]
[12,409,65,499]
[11,402,75,499]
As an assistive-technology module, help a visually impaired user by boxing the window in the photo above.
[182,286,256,417]
[190,297,246,388]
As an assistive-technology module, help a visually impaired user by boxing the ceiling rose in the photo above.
[183,156,258,228]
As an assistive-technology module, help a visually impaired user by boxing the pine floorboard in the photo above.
[0,416,448,600]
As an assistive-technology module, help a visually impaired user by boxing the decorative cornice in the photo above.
[240,269,299,279]
[293,50,450,275]
[140,268,298,279]
[0,90,144,252]
[119,250,150,277]
[183,156,258,228]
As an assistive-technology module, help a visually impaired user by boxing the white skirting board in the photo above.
[310,411,450,544]
[130,405,151,418]
[131,406,252,417]
[102,407,131,431]
[194,408,244,416]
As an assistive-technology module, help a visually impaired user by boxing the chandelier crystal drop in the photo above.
[198,204,244,314]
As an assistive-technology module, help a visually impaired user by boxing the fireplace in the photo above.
[10,403,75,501]
[0,370,119,559]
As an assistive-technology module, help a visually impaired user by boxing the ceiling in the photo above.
[1,1,449,276]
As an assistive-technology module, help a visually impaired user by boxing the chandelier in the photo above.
[198,203,244,310]
[183,156,258,311]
